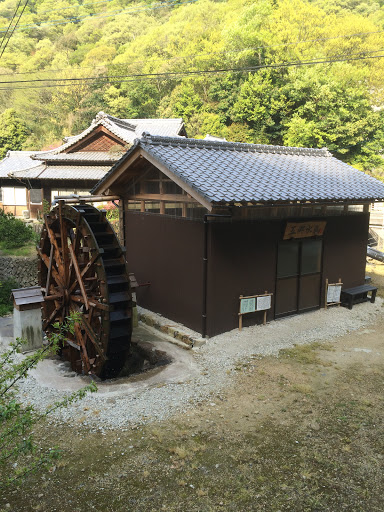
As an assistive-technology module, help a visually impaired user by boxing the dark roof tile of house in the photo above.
[93,135,384,204]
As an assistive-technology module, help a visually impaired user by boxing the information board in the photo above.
[256,295,271,311]
[325,278,342,308]
[240,297,256,314]
[238,292,273,330]
[327,284,342,304]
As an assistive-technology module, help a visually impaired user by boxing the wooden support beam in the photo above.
[127,193,198,203]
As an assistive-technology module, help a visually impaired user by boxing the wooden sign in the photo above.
[239,292,273,330]
[325,278,342,308]
[283,221,326,240]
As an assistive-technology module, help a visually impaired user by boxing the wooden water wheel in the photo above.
[37,202,132,379]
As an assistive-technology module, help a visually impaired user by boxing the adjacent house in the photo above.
[91,134,384,337]
[0,112,186,218]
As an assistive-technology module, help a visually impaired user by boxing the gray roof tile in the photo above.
[33,152,122,163]
[11,165,109,181]
[38,112,185,158]
[0,151,44,178]
[93,135,384,204]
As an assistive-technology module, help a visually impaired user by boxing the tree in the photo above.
[0,109,29,159]
[0,315,97,488]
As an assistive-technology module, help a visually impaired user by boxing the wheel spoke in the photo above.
[59,201,69,285]
[44,216,64,277]
[69,243,89,310]
[73,321,91,374]
[44,245,54,296]
[68,251,100,295]
[70,294,110,311]
[43,304,63,330]
[37,246,65,288]
[71,302,106,361]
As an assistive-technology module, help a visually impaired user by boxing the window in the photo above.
[30,188,42,204]
[2,187,27,205]
[0,188,2,202]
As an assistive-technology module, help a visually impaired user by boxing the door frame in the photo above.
[274,237,324,318]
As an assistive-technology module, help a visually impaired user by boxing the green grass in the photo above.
[279,342,334,365]
[0,241,37,257]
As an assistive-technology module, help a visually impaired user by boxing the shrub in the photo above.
[0,314,97,488]
[0,210,36,249]
[0,278,19,316]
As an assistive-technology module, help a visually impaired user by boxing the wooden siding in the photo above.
[125,211,204,333]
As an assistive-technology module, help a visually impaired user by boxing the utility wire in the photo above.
[0,28,383,77]
[1,47,382,84]
[1,51,383,91]
[0,0,29,59]
[0,0,194,33]
[0,0,23,52]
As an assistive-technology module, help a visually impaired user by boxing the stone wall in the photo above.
[0,256,38,287]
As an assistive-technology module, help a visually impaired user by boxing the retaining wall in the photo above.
[0,255,38,287]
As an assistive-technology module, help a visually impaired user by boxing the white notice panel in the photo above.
[327,284,342,304]
[256,295,272,311]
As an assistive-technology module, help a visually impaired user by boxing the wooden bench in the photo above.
[340,284,378,310]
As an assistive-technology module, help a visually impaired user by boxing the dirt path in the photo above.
[2,300,383,512]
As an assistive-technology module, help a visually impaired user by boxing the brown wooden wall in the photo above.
[321,213,369,301]
[125,212,204,333]
[205,213,369,336]
[124,212,369,338]
[206,219,279,337]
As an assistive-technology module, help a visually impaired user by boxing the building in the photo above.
[91,134,384,337]
[0,112,186,218]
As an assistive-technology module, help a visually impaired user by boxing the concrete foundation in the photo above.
[13,307,43,352]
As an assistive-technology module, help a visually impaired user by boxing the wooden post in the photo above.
[263,290,268,325]
[239,295,243,331]
[325,278,328,309]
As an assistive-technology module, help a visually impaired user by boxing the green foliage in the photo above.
[1,0,384,171]
[0,109,29,159]
[0,314,97,488]
[0,278,20,317]
[42,198,51,215]
[0,210,36,249]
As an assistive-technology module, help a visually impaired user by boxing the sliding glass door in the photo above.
[275,239,322,317]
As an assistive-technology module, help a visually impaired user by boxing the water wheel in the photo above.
[37,201,132,379]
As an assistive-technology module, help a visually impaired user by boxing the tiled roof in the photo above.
[11,165,110,181]
[122,118,185,137]
[36,112,185,158]
[92,135,384,204]
[0,151,44,178]
[34,152,122,163]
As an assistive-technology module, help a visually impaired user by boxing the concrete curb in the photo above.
[138,312,206,349]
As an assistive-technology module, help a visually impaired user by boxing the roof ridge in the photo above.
[140,134,332,157]
[95,111,137,131]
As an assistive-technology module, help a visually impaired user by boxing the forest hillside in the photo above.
[1,0,384,176]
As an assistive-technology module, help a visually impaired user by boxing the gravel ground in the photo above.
[12,299,384,431]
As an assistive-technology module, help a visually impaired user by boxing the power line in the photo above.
[1,47,382,84]
[0,0,23,52]
[0,28,383,77]
[1,51,383,91]
[0,0,194,33]
[0,0,29,59]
